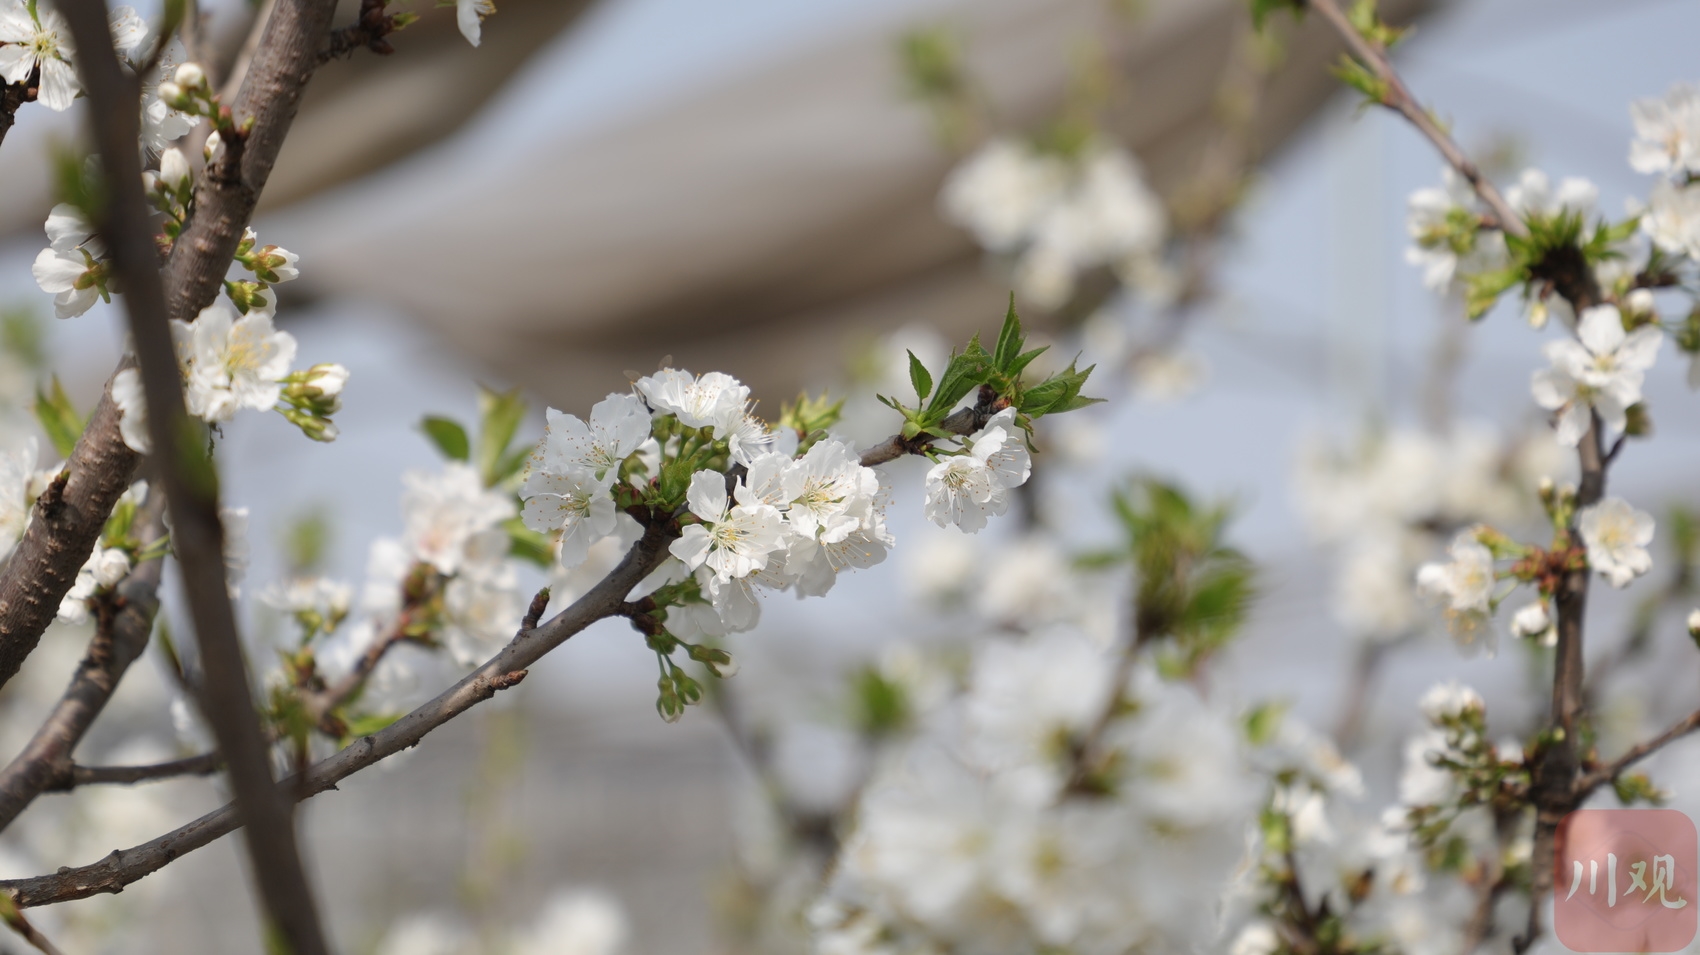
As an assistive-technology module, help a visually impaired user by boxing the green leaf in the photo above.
[1462,267,1523,321]
[1331,54,1388,105]
[907,350,933,402]
[420,415,469,461]
[493,444,534,486]
[34,375,83,458]
[924,350,991,418]
[1006,344,1049,379]
[993,294,1023,372]
[343,711,403,739]
[475,386,527,487]
[504,516,554,568]
[1017,361,1098,418]
[1249,0,1303,31]
[851,666,910,737]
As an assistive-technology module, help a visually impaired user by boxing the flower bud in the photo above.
[158,147,190,193]
[204,129,224,164]
[1625,288,1657,320]
[92,548,132,588]
[1688,608,1700,646]
[156,81,183,106]
[173,61,206,89]
[306,363,348,399]
[1510,601,1553,645]
[1527,299,1549,330]
[259,246,300,283]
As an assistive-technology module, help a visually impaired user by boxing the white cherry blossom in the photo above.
[171,298,298,423]
[1578,496,1654,589]
[531,394,650,485]
[1405,168,1504,291]
[1509,600,1554,645]
[1643,178,1700,260]
[1507,168,1598,221]
[923,408,1031,532]
[634,368,749,434]
[1416,531,1494,615]
[456,0,494,47]
[0,436,34,560]
[669,470,785,581]
[1629,83,1700,176]
[398,462,514,575]
[940,138,1065,252]
[1418,680,1483,722]
[520,466,616,568]
[779,437,878,544]
[1530,304,1661,446]
[111,367,150,453]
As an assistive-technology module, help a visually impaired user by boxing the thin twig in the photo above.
[60,1,331,950]
[0,902,62,955]
[1575,708,1700,800]
[0,498,165,831]
[56,751,223,789]
[0,518,677,908]
[1306,0,1526,239]
[0,411,943,907]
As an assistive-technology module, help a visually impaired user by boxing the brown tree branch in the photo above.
[0,398,142,693]
[856,399,993,467]
[0,0,337,701]
[0,519,677,908]
[53,751,224,790]
[1305,0,1526,239]
[1517,415,1606,953]
[1575,708,1700,800]
[0,413,944,908]
[60,1,333,950]
[0,500,165,832]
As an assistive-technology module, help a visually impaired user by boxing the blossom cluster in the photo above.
[811,628,1258,955]
[941,138,1169,309]
[1294,424,1558,647]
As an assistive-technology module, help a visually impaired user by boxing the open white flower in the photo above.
[940,138,1065,252]
[531,394,650,485]
[0,2,75,110]
[1418,680,1483,722]
[0,436,35,560]
[669,470,785,581]
[112,367,149,453]
[1404,169,1504,291]
[635,368,749,435]
[1643,178,1700,260]
[57,543,131,624]
[171,297,298,422]
[520,466,617,569]
[1530,305,1661,446]
[1578,496,1654,589]
[399,463,515,575]
[1630,84,1700,176]
[1507,168,1598,221]
[779,437,879,544]
[1416,531,1494,615]
[456,0,494,46]
[923,408,1031,533]
[32,204,107,319]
